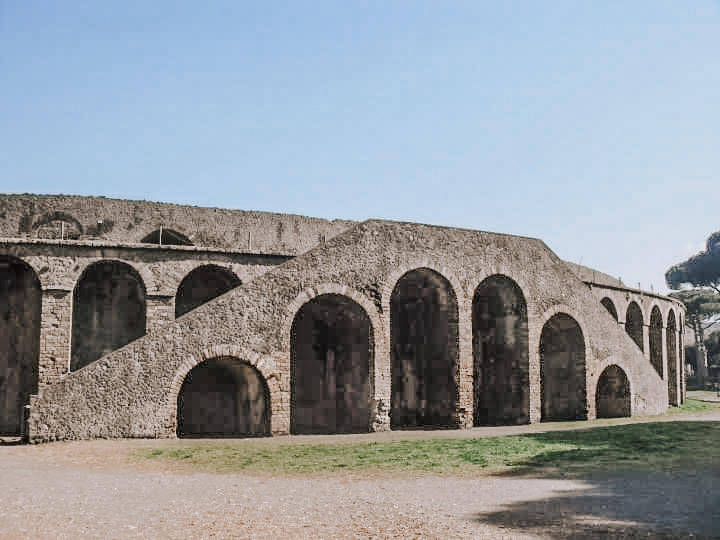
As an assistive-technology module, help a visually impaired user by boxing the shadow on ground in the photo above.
[474,421,720,538]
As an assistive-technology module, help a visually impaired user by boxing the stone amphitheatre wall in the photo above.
[25,219,676,442]
[0,194,354,254]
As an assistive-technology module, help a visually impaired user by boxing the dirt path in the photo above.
[1,411,718,539]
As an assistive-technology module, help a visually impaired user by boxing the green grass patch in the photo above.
[507,421,719,478]
[134,420,720,477]
[667,398,718,414]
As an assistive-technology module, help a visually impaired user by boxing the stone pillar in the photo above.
[38,288,73,389]
[642,322,651,364]
[528,316,542,424]
[146,295,175,329]
[680,331,686,403]
[371,312,391,432]
[456,300,474,429]
[674,326,682,405]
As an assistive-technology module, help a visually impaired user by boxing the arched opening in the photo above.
[667,310,678,405]
[177,357,270,437]
[649,306,663,378]
[71,261,146,371]
[175,265,241,318]
[291,294,372,434]
[625,302,644,351]
[472,275,529,426]
[141,228,193,246]
[391,268,458,429]
[540,313,586,421]
[0,256,41,436]
[33,212,83,240]
[600,297,618,321]
[596,365,631,418]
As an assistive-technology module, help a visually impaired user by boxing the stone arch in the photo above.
[600,297,618,321]
[649,305,663,378]
[596,365,631,418]
[175,265,241,318]
[141,228,193,246]
[0,256,41,436]
[666,309,678,405]
[290,293,374,434]
[166,345,279,436]
[540,313,587,421]
[390,267,459,428]
[71,260,146,371]
[472,274,529,426]
[177,356,270,437]
[625,301,644,351]
[32,212,83,240]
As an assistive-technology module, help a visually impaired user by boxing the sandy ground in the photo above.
[1,412,718,539]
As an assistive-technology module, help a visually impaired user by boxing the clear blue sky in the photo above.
[2,2,718,294]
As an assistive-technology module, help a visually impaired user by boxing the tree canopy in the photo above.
[666,232,720,381]
[668,289,720,322]
[666,230,720,293]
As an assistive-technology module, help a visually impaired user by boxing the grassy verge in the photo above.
[135,400,720,476]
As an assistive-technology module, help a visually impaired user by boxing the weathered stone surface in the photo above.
[0,195,686,442]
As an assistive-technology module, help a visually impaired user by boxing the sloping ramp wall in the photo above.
[28,220,668,442]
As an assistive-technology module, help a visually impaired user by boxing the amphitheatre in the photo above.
[0,194,685,442]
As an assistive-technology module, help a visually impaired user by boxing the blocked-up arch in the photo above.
[472,275,529,426]
[0,256,41,435]
[32,212,83,240]
[600,297,618,321]
[540,313,586,421]
[649,306,663,378]
[141,228,193,246]
[291,294,373,434]
[71,261,146,371]
[667,310,678,405]
[177,356,270,437]
[175,265,241,318]
[625,302,644,351]
[596,365,631,418]
[391,268,458,428]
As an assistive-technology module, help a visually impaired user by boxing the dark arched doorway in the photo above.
[472,275,529,426]
[667,310,678,405]
[600,297,618,321]
[596,365,631,418]
[649,306,663,378]
[175,265,241,318]
[177,357,270,437]
[141,228,193,246]
[291,294,372,434]
[391,268,458,428]
[0,256,41,435]
[540,313,586,421]
[625,302,644,351]
[71,261,146,371]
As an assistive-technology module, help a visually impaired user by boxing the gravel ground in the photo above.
[1,412,718,539]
